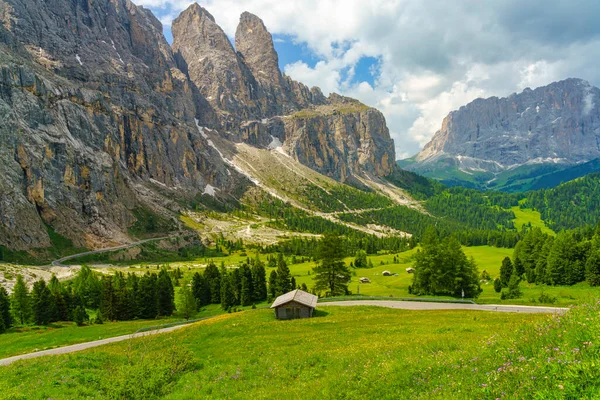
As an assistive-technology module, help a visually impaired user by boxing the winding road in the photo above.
[50,233,194,267]
[0,300,567,366]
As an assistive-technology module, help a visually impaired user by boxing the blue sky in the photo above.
[139,0,600,159]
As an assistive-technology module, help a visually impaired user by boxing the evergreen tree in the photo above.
[74,265,102,308]
[48,275,68,322]
[204,262,221,304]
[268,270,278,302]
[177,283,197,320]
[313,233,351,296]
[501,271,522,299]
[73,305,89,326]
[291,276,297,290]
[275,254,292,296]
[191,272,209,307]
[493,278,502,293]
[11,275,32,325]
[412,227,442,296]
[535,237,554,285]
[301,282,308,292]
[354,250,367,268]
[499,257,514,287]
[157,268,175,316]
[546,232,579,285]
[31,279,53,325]
[586,236,600,286]
[112,273,133,321]
[137,273,158,319]
[251,263,267,302]
[220,270,236,310]
[99,276,115,321]
[126,273,140,318]
[0,287,12,333]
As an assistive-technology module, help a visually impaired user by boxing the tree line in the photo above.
[494,225,600,293]
[0,265,180,332]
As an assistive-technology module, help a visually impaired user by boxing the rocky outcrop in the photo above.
[411,79,600,171]
[0,0,397,252]
[0,0,239,251]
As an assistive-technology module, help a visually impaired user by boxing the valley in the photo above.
[0,0,599,398]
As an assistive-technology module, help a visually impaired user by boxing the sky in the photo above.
[137,0,600,159]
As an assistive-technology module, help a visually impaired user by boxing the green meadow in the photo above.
[2,303,600,399]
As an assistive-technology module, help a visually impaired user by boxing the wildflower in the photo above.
[558,384,564,390]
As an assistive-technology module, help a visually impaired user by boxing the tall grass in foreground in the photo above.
[1,303,600,399]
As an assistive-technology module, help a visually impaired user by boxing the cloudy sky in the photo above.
[137,0,600,159]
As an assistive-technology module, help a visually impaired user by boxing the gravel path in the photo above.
[319,300,568,314]
[0,323,191,367]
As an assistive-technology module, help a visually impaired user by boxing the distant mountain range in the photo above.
[400,78,600,191]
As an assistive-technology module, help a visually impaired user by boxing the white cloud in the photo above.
[137,0,600,158]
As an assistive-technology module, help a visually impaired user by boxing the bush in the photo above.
[493,278,502,293]
[538,291,558,304]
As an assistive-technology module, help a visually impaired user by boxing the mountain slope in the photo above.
[404,79,600,191]
[0,0,398,254]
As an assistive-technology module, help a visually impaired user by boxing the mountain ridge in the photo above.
[404,78,600,190]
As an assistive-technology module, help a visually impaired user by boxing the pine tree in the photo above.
[268,270,278,302]
[157,268,175,316]
[291,276,297,290]
[74,265,102,309]
[100,276,115,321]
[177,283,197,320]
[73,305,89,326]
[493,278,502,293]
[275,254,292,296]
[313,233,351,296]
[191,272,209,307]
[204,262,221,304]
[411,227,442,296]
[31,279,53,325]
[251,263,267,302]
[586,236,600,286]
[220,270,236,310]
[11,275,32,325]
[137,273,158,319]
[48,275,68,322]
[354,250,367,268]
[499,257,513,287]
[0,287,12,333]
[501,271,522,299]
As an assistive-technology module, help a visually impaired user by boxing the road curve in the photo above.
[0,323,191,367]
[50,233,194,267]
[319,300,568,314]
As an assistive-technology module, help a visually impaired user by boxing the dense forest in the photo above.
[496,225,600,289]
[523,173,600,231]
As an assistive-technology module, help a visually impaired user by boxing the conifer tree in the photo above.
[177,283,197,320]
[275,254,292,295]
[204,262,221,304]
[31,279,53,325]
[48,275,68,322]
[220,270,236,310]
[11,275,32,325]
[0,287,12,333]
[354,250,367,268]
[499,257,514,287]
[291,276,297,290]
[157,268,175,316]
[268,270,278,302]
[251,263,267,302]
[191,272,209,306]
[586,236,600,286]
[313,233,351,296]
[100,276,115,321]
[74,265,102,309]
[137,273,158,319]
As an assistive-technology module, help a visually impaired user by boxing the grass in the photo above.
[0,304,247,360]
[0,306,544,399]
[511,206,555,235]
[4,303,600,399]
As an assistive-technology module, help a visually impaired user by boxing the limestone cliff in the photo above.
[0,0,397,253]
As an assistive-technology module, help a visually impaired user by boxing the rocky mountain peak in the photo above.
[235,12,282,88]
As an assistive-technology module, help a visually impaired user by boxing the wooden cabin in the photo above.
[270,289,318,320]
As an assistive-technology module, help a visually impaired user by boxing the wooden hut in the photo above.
[270,289,318,320]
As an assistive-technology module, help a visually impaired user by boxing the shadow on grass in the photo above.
[312,309,329,318]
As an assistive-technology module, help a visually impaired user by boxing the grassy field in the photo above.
[511,206,555,236]
[0,304,259,360]
[2,303,600,399]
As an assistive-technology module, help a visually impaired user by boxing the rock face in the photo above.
[0,0,396,252]
[410,79,600,172]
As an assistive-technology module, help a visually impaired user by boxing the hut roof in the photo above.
[270,289,318,309]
